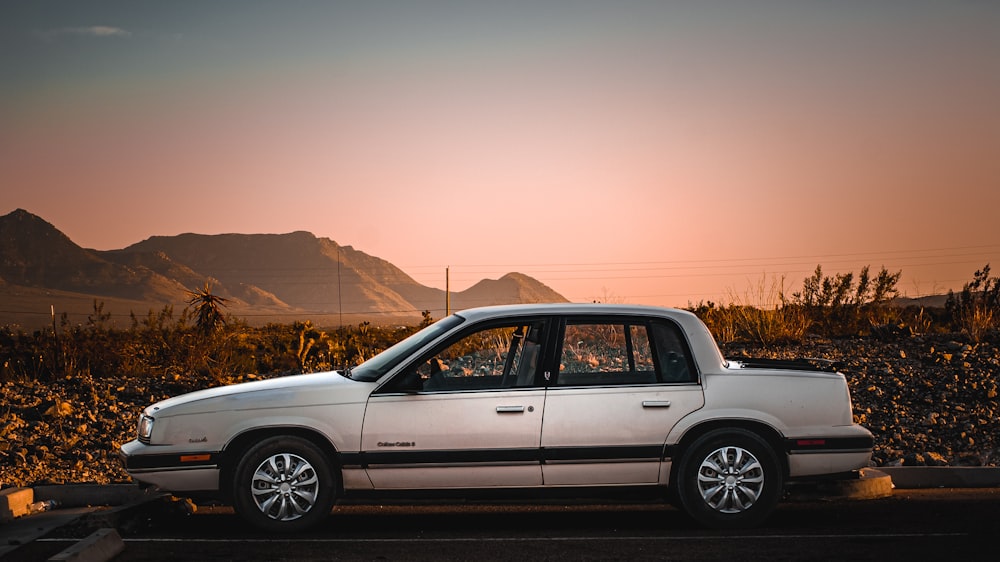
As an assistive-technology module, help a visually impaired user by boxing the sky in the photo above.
[3,0,999,308]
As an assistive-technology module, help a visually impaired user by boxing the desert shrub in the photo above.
[726,304,812,346]
[727,275,811,345]
[690,303,810,346]
[118,306,188,378]
[0,300,429,385]
[298,323,341,373]
[792,265,901,337]
[688,302,736,345]
[893,306,940,336]
[689,266,907,344]
[334,322,420,368]
[688,276,810,346]
[0,327,52,382]
[945,264,1000,342]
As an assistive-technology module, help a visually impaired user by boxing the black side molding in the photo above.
[122,451,221,471]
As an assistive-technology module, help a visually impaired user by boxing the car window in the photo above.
[555,319,696,386]
[650,320,698,383]
[384,321,545,392]
[349,314,464,382]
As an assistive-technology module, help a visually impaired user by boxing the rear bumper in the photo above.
[785,425,874,477]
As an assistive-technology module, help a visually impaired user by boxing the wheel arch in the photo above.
[219,427,342,502]
[668,419,789,489]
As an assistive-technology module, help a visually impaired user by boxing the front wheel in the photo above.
[675,429,782,528]
[232,436,336,532]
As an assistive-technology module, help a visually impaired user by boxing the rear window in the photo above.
[555,318,696,386]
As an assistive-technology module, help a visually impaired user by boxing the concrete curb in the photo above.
[785,468,894,501]
[33,484,160,509]
[827,468,894,499]
[0,507,103,559]
[879,466,1000,488]
[0,485,166,561]
[0,487,35,522]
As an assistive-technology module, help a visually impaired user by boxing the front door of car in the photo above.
[540,317,705,485]
[361,320,549,489]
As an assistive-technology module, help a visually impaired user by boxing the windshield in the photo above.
[346,314,464,382]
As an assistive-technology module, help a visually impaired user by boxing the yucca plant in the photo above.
[185,283,229,335]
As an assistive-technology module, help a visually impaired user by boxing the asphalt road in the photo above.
[12,489,1000,561]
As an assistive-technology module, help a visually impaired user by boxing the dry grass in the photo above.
[725,275,811,345]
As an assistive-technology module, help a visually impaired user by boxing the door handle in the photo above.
[496,405,525,413]
[642,400,671,408]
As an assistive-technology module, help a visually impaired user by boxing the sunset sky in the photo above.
[3,1,999,308]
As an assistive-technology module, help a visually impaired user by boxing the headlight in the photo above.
[137,414,155,442]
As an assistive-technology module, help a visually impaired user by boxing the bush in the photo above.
[945,264,1000,342]
[791,265,901,337]
[688,276,810,346]
[0,304,423,385]
[689,266,906,345]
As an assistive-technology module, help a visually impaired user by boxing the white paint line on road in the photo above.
[39,532,969,544]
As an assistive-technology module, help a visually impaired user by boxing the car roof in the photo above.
[453,303,698,323]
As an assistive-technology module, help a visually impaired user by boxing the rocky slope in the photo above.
[1,333,997,487]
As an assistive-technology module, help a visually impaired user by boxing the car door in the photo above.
[540,317,705,486]
[361,319,549,489]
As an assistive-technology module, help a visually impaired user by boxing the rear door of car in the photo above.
[361,318,550,489]
[539,315,705,485]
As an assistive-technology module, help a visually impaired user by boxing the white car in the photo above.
[120,304,873,531]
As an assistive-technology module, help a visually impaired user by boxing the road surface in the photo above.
[12,489,999,561]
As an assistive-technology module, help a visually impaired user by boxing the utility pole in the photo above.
[337,245,343,327]
[446,266,451,316]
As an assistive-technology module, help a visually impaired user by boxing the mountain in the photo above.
[121,232,416,315]
[120,231,568,315]
[891,294,950,309]
[99,248,288,308]
[0,209,567,328]
[454,273,569,310]
[0,209,188,302]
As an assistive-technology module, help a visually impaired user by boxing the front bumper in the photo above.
[119,440,222,492]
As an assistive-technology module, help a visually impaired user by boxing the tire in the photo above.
[675,428,782,528]
[232,436,336,532]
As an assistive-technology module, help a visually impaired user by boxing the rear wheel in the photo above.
[676,428,782,528]
[232,436,336,532]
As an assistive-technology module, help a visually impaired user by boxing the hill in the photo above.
[0,209,567,328]
[0,209,187,303]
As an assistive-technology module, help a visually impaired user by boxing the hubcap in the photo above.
[696,446,765,513]
[250,453,320,521]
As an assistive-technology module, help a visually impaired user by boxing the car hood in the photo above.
[145,371,372,418]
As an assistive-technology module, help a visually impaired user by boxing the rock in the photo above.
[925,452,948,466]
[718,333,1000,470]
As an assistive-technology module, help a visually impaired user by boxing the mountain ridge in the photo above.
[0,209,568,328]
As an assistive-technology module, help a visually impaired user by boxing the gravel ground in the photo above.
[1,333,997,487]
[723,334,1000,467]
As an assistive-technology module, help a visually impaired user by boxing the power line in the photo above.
[396,243,1000,270]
